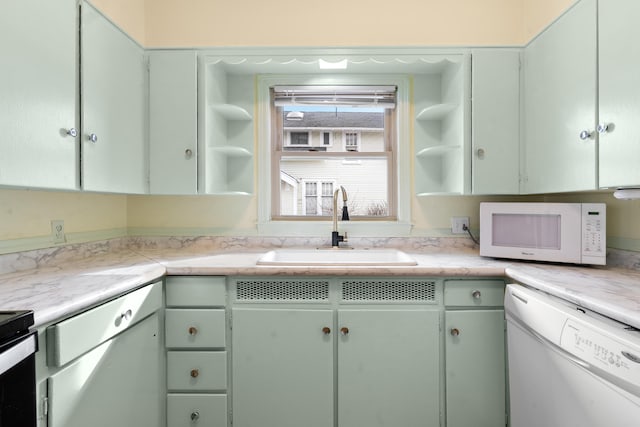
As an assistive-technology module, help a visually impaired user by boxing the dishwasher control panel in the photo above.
[560,318,640,385]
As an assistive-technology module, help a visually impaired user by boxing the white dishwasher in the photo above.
[505,284,640,427]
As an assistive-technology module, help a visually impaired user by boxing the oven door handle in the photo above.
[0,332,37,376]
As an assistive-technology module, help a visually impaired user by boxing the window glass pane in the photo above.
[282,107,385,153]
[290,132,309,145]
[280,158,388,217]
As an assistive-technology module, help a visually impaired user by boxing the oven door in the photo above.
[0,331,37,427]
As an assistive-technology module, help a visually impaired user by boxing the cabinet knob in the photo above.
[190,411,200,421]
[450,328,460,337]
[340,327,349,335]
[472,290,482,299]
[188,326,198,336]
[120,309,133,321]
[88,133,98,143]
[476,148,485,159]
[322,326,331,335]
[190,369,199,378]
[65,128,78,138]
[579,130,593,140]
[185,148,193,158]
[597,123,610,134]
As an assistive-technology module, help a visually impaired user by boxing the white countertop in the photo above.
[2,243,640,329]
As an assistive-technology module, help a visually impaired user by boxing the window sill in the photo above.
[257,220,412,237]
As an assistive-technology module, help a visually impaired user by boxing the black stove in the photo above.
[0,310,37,427]
[0,311,34,342]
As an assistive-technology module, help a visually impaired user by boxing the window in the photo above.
[323,132,332,146]
[271,85,397,219]
[344,132,359,151]
[288,131,309,146]
[303,181,335,215]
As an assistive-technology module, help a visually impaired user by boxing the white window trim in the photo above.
[301,179,336,216]
[342,131,361,152]
[257,74,412,236]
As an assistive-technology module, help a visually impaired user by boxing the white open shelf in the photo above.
[416,145,461,158]
[211,104,252,120]
[416,103,458,121]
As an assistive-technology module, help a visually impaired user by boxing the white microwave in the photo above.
[479,202,606,265]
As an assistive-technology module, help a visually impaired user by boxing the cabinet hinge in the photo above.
[42,396,49,417]
[229,408,233,425]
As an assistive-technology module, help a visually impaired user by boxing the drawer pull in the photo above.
[191,411,200,421]
[120,309,133,321]
[188,326,198,336]
[322,326,331,335]
[190,369,199,378]
[451,328,460,337]
[340,327,349,335]
[471,290,482,299]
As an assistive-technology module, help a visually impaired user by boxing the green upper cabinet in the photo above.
[81,3,147,194]
[149,50,198,195]
[0,0,79,190]
[471,49,521,195]
[522,0,598,194]
[598,0,640,188]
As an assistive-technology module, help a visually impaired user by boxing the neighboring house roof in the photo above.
[284,111,384,129]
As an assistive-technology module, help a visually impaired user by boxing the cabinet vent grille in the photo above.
[342,280,436,302]
[236,280,330,302]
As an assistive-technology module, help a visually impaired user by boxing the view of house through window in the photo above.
[271,85,396,219]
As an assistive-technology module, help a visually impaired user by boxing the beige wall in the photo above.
[0,189,127,241]
[523,0,577,43]
[145,0,525,47]
[89,0,146,44]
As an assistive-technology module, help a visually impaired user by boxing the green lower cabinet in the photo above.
[232,308,335,427]
[231,307,441,427]
[47,313,162,427]
[445,310,506,427]
[338,309,441,427]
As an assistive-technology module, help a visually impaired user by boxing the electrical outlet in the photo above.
[51,220,66,244]
[451,217,470,234]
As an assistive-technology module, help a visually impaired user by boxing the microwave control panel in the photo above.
[581,203,606,259]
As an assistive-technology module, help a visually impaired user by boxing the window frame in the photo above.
[256,74,412,235]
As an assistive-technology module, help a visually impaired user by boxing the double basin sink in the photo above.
[257,248,417,266]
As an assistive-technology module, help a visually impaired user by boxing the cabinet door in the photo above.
[149,50,198,195]
[81,3,147,193]
[0,0,78,189]
[338,309,441,427]
[522,0,597,193]
[232,308,334,427]
[598,0,640,188]
[445,310,506,427]
[48,313,162,427]
[471,50,520,195]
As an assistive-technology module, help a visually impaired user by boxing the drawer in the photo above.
[47,281,163,367]
[444,280,505,307]
[167,394,227,427]
[167,351,227,392]
[166,276,226,307]
[165,309,226,348]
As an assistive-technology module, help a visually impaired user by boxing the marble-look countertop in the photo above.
[1,237,640,330]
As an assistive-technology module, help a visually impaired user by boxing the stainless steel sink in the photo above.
[256,248,417,266]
